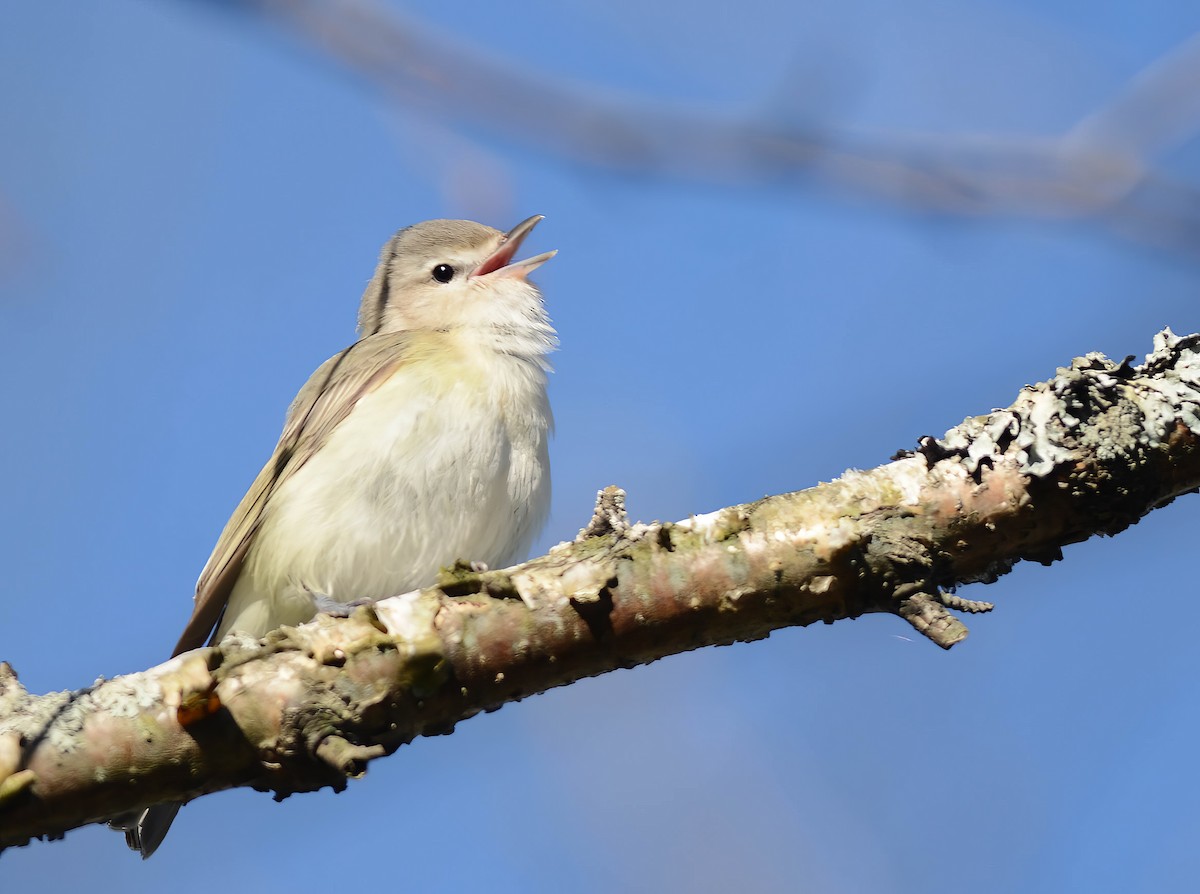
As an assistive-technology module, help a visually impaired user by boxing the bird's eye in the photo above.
[432,264,456,283]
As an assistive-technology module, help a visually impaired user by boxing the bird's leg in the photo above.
[308,561,492,618]
[305,588,380,619]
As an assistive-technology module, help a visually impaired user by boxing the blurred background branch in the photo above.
[225,0,1200,253]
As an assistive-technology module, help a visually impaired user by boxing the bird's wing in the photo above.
[171,332,412,656]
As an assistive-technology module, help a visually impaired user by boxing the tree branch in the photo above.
[220,0,1200,255]
[2,329,1198,850]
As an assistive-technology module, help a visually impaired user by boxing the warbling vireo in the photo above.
[117,215,556,856]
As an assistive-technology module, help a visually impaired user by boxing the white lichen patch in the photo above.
[372,591,441,651]
[885,456,932,505]
[1015,388,1076,476]
[782,517,860,555]
[1142,378,1200,440]
[555,560,608,604]
[508,567,553,610]
[88,675,164,717]
[813,459,931,515]
[928,332,1200,483]
[675,509,730,537]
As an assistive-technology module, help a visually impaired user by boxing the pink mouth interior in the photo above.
[474,240,519,277]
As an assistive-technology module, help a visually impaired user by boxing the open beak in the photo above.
[472,214,557,280]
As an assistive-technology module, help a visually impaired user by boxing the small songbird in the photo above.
[118,216,556,857]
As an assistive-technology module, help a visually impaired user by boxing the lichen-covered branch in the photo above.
[2,329,1198,850]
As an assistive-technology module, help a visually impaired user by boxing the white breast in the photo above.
[218,344,551,640]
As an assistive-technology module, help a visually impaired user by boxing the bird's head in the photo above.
[358,216,556,349]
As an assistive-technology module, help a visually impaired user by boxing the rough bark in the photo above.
[1,329,1198,851]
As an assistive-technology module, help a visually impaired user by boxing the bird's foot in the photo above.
[310,592,379,619]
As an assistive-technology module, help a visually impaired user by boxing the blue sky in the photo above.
[3,2,1200,892]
